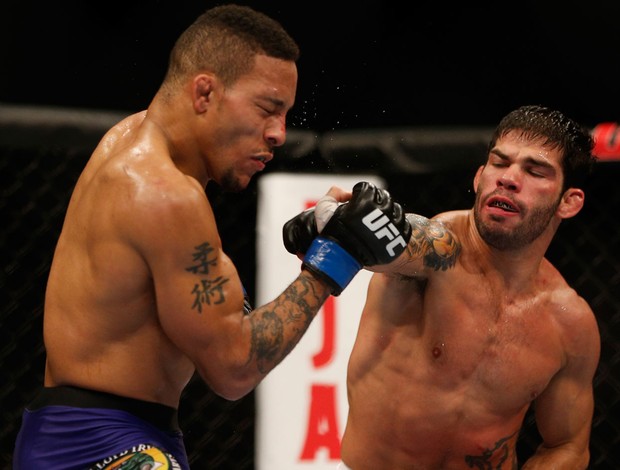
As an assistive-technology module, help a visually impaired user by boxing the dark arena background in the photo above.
[1,105,619,469]
[1,1,620,469]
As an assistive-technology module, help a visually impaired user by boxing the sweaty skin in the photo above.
[43,54,343,406]
[340,132,600,469]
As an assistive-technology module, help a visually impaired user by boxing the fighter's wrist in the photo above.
[303,236,362,296]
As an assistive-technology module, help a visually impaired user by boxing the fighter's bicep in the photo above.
[159,241,244,347]
[407,214,461,271]
[135,188,243,350]
[381,214,460,277]
[533,372,595,452]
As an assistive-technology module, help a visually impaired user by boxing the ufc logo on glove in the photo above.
[362,208,407,257]
[285,181,412,296]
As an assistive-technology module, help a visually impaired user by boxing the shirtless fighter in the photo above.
[12,5,411,469]
[284,105,601,469]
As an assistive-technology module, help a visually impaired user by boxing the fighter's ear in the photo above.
[473,165,485,193]
[192,73,217,113]
[556,188,585,219]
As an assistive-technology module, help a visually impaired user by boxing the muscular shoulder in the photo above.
[541,260,593,320]
[408,209,464,269]
[87,139,213,257]
[383,210,464,279]
[540,261,600,359]
[102,120,209,221]
[127,168,214,246]
[91,111,148,157]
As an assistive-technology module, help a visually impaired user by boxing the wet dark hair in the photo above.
[487,105,596,191]
[164,4,299,87]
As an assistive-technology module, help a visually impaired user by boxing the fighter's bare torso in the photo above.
[340,211,588,469]
[43,112,199,407]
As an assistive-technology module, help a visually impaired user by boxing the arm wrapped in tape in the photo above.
[283,194,340,256]
[301,182,411,295]
[283,207,318,256]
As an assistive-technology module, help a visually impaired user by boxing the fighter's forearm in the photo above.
[521,444,589,470]
[248,270,329,374]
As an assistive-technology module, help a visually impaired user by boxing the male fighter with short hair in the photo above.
[13,5,410,469]
[285,105,600,469]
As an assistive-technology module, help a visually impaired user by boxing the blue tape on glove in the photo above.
[304,237,362,293]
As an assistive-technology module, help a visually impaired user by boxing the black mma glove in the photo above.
[300,182,411,296]
[283,207,318,256]
[283,193,340,255]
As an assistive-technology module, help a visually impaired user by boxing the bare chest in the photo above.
[373,273,564,410]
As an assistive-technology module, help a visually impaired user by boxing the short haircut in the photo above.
[164,4,300,87]
[488,105,596,190]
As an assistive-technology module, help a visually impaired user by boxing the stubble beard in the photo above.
[473,191,560,251]
[219,168,246,193]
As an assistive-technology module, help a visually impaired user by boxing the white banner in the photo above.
[255,173,384,470]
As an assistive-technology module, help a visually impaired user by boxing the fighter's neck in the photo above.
[141,106,210,187]
[466,211,552,293]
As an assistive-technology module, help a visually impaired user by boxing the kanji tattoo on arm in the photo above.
[185,242,229,314]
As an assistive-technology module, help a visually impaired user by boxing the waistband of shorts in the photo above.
[28,385,180,431]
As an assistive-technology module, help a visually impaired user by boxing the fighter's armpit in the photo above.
[405,214,461,271]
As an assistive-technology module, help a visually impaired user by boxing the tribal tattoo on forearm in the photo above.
[406,214,461,271]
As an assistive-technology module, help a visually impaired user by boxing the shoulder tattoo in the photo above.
[406,214,461,271]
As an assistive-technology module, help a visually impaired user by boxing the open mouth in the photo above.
[251,154,272,172]
[487,197,519,213]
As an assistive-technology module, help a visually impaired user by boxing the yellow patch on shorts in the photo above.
[89,444,182,469]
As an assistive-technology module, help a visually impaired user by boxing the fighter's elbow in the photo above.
[524,442,590,470]
[211,383,253,401]
[197,367,261,401]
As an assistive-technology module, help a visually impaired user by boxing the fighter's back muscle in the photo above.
[44,116,201,404]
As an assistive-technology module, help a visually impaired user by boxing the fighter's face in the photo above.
[472,130,565,250]
[204,54,297,192]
